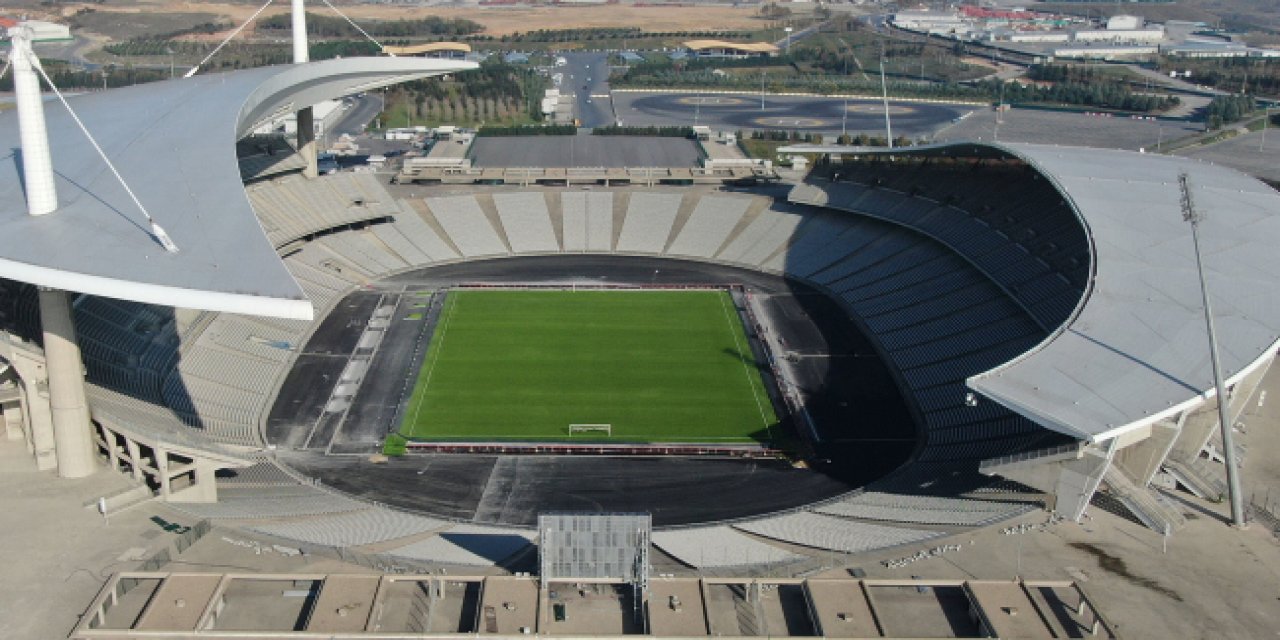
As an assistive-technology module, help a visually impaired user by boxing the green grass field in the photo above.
[396,290,779,444]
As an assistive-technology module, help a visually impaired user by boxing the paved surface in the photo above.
[933,107,1204,151]
[268,253,914,526]
[326,93,385,145]
[1174,128,1280,183]
[0,444,175,639]
[614,91,965,137]
[471,136,702,167]
[557,52,614,128]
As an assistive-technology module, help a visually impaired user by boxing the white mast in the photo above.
[8,25,58,216]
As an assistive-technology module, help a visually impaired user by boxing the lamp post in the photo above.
[841,96,848,138]
[1179,171,1247,529]
[1261,107,1271,152]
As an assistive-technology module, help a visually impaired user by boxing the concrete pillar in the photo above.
[3,400,24,441]
[21,377,57,470]
[124,438,144,482]
[169,459,219,503]
[7,25,58,216]
[156,448,171,498]
[297,106,318,178]
[102,426,119,472]
[38,288,96,478]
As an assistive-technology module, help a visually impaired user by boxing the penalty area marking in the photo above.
[407,292,461,431]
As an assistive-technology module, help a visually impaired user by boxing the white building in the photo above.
[1072,27,1165,43]
[253,99,343,137]
[1052,44,1159,59]
[1106,15,1144,31]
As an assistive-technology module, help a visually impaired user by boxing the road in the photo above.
[324,93,385,148]
[557,52,614,128]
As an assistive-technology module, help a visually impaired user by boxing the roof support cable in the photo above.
[184,0,277,78]
[29,57,180,253]
[316,0,390,55]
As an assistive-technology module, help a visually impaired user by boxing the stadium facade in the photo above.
[0,23,1278,556]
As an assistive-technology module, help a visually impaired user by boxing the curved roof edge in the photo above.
[0,256,314,321]
[0,57,475,321]
[782,141,1280,443]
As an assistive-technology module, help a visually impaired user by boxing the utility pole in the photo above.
[1179,171,1247,528]
[880,52,890,148]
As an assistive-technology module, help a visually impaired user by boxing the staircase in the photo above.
[729,584,761,636]
[1103,466,1186,533]
[979,442,1084,476]
[1163,455,1228,500]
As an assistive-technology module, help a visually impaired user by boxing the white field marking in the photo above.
[409,292,461,430]
[717,291,771,435]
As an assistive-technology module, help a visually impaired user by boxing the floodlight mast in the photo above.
[1179,171,1247,528]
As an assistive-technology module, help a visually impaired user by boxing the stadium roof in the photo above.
[781,141,1280,443]
[0,57,475,320]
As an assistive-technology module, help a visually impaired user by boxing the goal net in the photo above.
[568,424,612,437]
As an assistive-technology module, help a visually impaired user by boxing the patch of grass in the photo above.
[405,313,424,321]
[397,290,780,444]
[382,433,408,456]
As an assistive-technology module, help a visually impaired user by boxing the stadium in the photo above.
[2,14,1280,637]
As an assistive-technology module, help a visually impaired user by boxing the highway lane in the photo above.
[557,52,615,128]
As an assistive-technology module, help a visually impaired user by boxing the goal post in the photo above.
[568,424,612,437]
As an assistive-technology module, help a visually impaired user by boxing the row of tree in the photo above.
[258,12,482,38]
[592,125,694,137]
[478,124,577,136]
[1205,94,1257,129]
[974,78,1180,113]
[0,63,168,91]
[1157,58,1280,99]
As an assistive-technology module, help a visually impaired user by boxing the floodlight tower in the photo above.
[292,0,319,178]
[1179,171,1246,528]
[8,24,97,478]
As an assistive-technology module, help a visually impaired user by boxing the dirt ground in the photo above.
[41,2,771,39]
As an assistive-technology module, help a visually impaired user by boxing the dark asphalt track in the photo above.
[267,253,918,526]
[614,92,966,136]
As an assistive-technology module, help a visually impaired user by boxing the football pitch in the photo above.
[396,289,780,444]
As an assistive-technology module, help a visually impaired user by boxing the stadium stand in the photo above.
[493,192,559,253]
[168,485,367,519]
[0,170,1090,553]
[666,195,751,259]
[388,524,536,566]
[616,193,682,253]
[236,135,308,183]
[733,512,943,553]
[652,526,804,568]
[423,195,510,257]
[814,492,1035,526]
[249,509,448,547]
[561,191,617,252]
